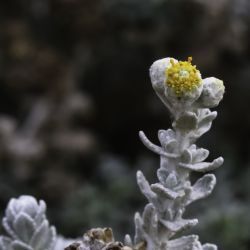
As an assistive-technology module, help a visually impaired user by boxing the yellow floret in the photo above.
[165,57,201,97]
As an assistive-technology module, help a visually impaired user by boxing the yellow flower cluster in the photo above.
[165,57,201,97]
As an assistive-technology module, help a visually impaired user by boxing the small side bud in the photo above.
[198,77,225,108]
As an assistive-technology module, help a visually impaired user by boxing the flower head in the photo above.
[165,57,201,97]
[149,57,203,114]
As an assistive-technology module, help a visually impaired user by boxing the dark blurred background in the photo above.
[0,0,249,249]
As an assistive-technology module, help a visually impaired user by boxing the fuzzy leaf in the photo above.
[2,217,19,240]
[30,220,53,250]
[137,171,157,203]
[194,111,217,137]
[165,172,178,188]
[167,235,201,250]
[142,204,158,239]
[124,235,133,247]
[5,205,16,226]
[160,218,198,233]
[0,236,12,250]
[157,168,169,185]
[179,157,224,172]
[187,174,216,205]
[157,169,179,189]
[46,226,56,250]
[134,212,144,244]
[202,243,218,250]
[194,124,212,138]
[34,200,46,226]
[199,111,217,126]
[158,129,177,153]
[164,140,178,154]
[13,213,35,243]
[11,196,39,218]
[192,148,209,163]
[181,149,192,164]
[151,183,179,200]
[158,129,175,141]
[11,241,32,250]
[139,131,177,158]
[173,112,198,131]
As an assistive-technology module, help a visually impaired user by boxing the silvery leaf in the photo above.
[160,218,198,233]
[137,171,157,204]
[151,183,179,200]
[142,204,158,239]
[33,201,46,226]
[192,148,209,163]
[165,140,178,154]
[54,236,75,250]
[134,212,144,244]
[46,226,56,250]
[165,172,178,188]
[158,129,177,151]
[3,217,19,240]
[160,129,176,140]
[202,243,217,250]
[194,124,212,138]
[173,112,198,131]
[167,235,202,250]
[6,205,16,226]
[13,213,35,243]
[0,236,12,250]
[181,149,192,164]
[157,168,169,185]
[124,235,133,247]
[187,174,216,205]
[139,131,177,158]
[194,111,217,137]
[11,241,32,250]
[157,169,178,188]
[30,220,55,250]
[11,196,38,218]
[179,157,224,172]
[198,111,217,125]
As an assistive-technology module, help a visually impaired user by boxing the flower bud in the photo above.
[198,77,225,108]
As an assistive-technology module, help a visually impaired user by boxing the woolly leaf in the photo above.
[181,149,192,164]
[187,174,216,205]
[151,183,179,200]
[167,235,201,250]
[34,200,46,226]
[30,220,51,250]
[137,171,157,203]
[179,157,224,172]
[11,241,32,250]
[192,148,209,163]
[0,236,12,250]
[2,217,19,240]
[165,172,178,188]
[160,218,198,233]
[142,204,158,237]
[13,213,35,243]
[202,243,218,250]
[173,112,198,131]
[134,212,144,244]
